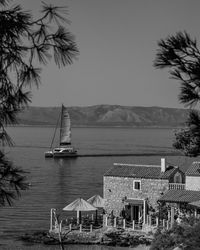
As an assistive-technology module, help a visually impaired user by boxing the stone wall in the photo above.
[103,176,169,216]
[186,176,200,191]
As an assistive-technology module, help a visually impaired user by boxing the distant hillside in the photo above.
[16,105,189,127]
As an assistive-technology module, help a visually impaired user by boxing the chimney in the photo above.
[161,158,166,172]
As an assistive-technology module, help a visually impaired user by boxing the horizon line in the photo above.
[27,104,188,109]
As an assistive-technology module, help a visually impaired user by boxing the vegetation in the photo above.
[0,0,78,205]
[154,31,200,156]
[150,217,200,250]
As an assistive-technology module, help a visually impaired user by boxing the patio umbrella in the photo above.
[87,194,105,208]
[63,198,97,224]
[189,200,200,208]
[87,195,105,222]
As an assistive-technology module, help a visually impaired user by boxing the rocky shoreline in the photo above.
[20,228,153,248]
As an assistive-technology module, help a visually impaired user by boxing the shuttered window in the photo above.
[133,180,141,190]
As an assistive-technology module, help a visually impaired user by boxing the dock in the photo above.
[76,152,180,157]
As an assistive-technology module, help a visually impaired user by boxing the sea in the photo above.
[0,126,198,250]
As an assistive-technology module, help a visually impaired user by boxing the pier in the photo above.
[76,152,180,157]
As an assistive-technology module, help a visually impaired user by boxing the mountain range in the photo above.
[16,105,190,127]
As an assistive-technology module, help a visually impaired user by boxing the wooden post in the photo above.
[149,215,152,226]
[105,216,108,226]
[123,219,126,229]
[80,224,82,232]
[77,210,79,224]
[59,220,63,233]
[146,215,149,225]
[162,219,165,228]
[168,210,170,221]
[91,214,94,221]
[171,207,174,227]
[50,208,53,231]
[167,220,169,230]
[132,220,135,230]
[90,224,93,232]
[114,217,117,227]
[143,199,146,225]
[156,217,159,227]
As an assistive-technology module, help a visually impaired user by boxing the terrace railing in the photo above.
[169,183,185,190]
[104,216,143,230]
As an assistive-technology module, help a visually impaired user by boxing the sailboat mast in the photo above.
[59,104,64,145]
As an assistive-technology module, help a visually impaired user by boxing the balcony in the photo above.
[169,183,185,190]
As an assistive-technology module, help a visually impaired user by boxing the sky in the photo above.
[14,0,200,108]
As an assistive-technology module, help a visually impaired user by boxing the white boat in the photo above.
[45,105,77,158]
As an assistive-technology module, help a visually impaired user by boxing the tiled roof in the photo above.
[158,190,200,203]
[104,163,178,179]
[185,162,200,176]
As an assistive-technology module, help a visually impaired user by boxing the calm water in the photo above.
[0,127,198,249]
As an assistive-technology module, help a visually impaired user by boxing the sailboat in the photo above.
[44,105,78,158]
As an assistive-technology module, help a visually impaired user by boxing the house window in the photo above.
[174,172,182,183]
[133,180,141,190]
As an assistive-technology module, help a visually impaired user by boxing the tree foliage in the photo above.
[150,219,200,250]
[173,111,200,156]
[0,0,78,205]
[0,152,28,206]
[154,31,200,156]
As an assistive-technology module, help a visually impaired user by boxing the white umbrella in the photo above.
[87,194,105,222]
[87,194,105,208]
[189,200,200,208]
[63,198,97,223]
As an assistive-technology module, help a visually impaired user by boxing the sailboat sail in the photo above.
[60,105,71,145]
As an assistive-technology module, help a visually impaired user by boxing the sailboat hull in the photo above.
[44,151,54,158]
[52,147,78,158]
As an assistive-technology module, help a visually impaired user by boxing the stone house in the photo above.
[158,162,200,213]
[103,158,184,224]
